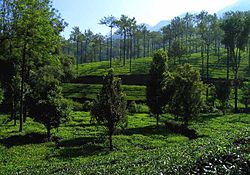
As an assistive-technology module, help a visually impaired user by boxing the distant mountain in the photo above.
[149,20,171,31]
[217,0,250,17]
[140,23,151,30]
[115,0,250,36]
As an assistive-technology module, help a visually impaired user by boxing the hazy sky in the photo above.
[53,0,238,38]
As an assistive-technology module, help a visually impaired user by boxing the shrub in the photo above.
[128,101,138,113]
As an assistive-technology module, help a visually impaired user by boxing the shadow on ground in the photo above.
[56,136,107,158]
[123,125,169,136]
[0,133,48,148]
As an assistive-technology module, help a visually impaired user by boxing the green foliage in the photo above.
[63,83,146,101]
[240,81,250,109]
[91,69,127,150]
[214,81,231,114]
[60,55,76,82]
[27,66,71,139]
[0,112,249,174]
[168,40,187,64]
[146,49,167,127]
[167,64,205,125]
[128,101,138,113]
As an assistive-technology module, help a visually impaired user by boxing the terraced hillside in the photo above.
[64,50,250,102]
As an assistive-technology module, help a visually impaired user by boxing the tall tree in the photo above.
[99,15,117,68]
[127,17,137,72]
[116,15,129,65]
[70,26,83,74]
[1,0,66,131]
[221,11,250,112]
[146,49,167,128]
[141,24,149,57]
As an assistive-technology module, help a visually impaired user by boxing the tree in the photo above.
[196,11,208,78]
[70,26,83,74]
[127,17,137,72]
[183,12,194,55]
[91,69,127,150]
[99,15,117,68]
[214,81,231,115]
[168,39,186,65]
[221,11,250,112]
[116,15,129,65]
[60,55,76,82]
[146,49,167,128]
[141,24,149,57]
[0,85,3,105]
[3,0,66,132]
[28,66,71,140]
[168,64,205,126]
[240,81,250,110]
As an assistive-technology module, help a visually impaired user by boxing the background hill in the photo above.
[144,0,249,32]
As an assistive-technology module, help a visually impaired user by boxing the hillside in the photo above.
[218,0,250,17]
[77,51,250,79]
[63,50,250,103]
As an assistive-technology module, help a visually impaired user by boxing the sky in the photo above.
[53,0,238,39]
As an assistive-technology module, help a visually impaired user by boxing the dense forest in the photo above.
[0,0,250,174]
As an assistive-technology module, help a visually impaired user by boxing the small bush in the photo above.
[128,101,138,113]
[72,101,84,111]
[137,103,149,113]
[82,100,93,111]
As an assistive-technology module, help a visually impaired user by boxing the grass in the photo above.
[62,83,146,101]
[76,50,250,79]
[0,112,249,174]
[77,57,152,76]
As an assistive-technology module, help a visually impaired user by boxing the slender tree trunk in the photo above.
[133,36,136,59]
[123,32,126,66]
[84,41,87,63]
[168,39,172,52]
[137,38,140,58]
[99,42,102,62]
[147,39,150,56]
[206,44,209,99]
[106,39,109,61]
[80,41,83,64]
[234,49,240,113]
[119,38,122,61]
[23,104,27,123]
[201,45,204,79]
[19,43,27,132]
[227,47,230,80]
[163,37,166,51]
[11,95,16,125]
[248,44,250,70]
[143,33,146,57]
[108,130,113,151]
[94,48,96,62]
[184,115,188,127]
[130,35,132,72]
[156,114,159,128]
[47,125,51,141]
[76,40,79,74]
[217,41,220,60]
[110,27,113,68]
